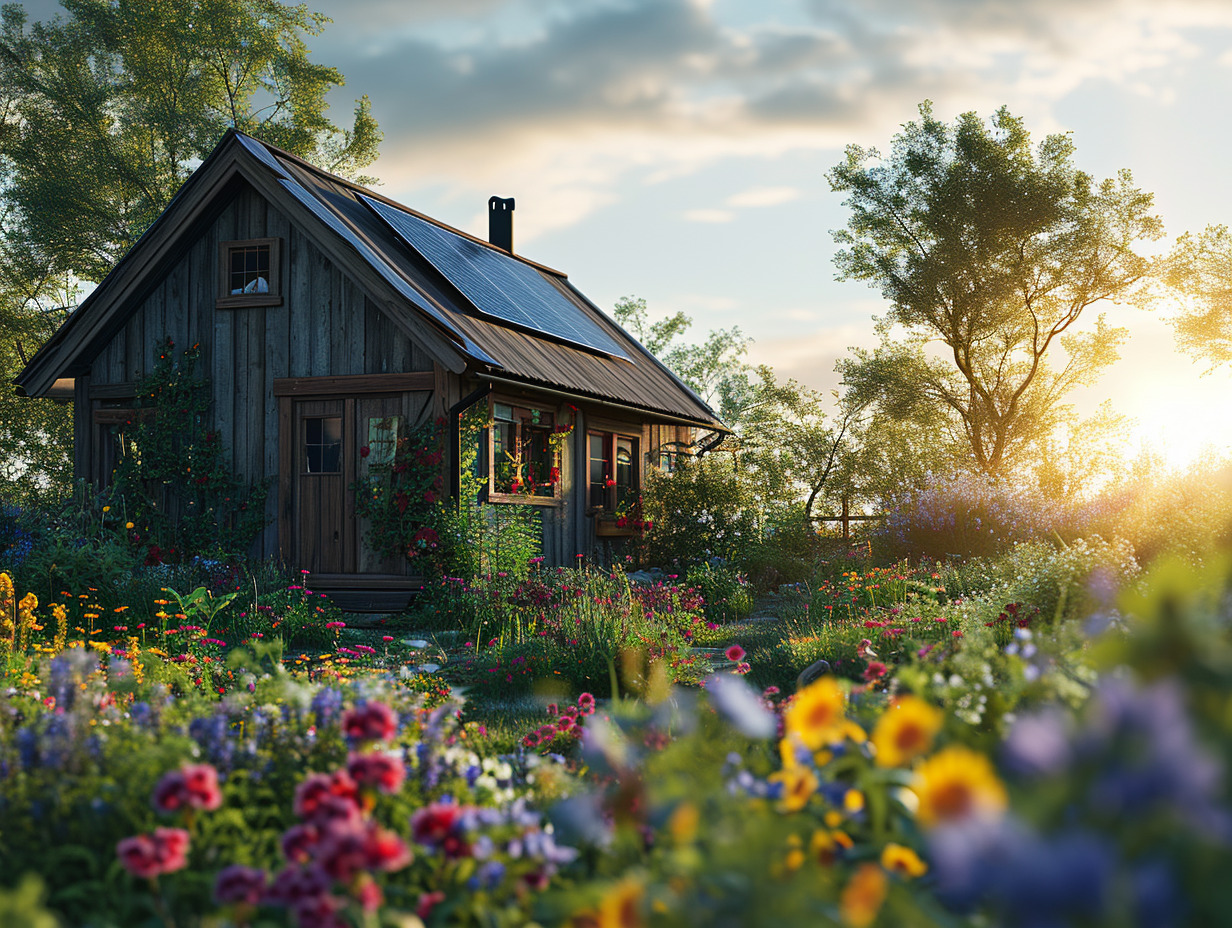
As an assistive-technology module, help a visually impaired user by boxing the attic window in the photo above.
[217,238,281,308]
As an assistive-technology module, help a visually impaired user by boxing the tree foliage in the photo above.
[829,102,1162,475]
[613,295,754,427]
[0,0,381,284]
[1164,224,1232,369]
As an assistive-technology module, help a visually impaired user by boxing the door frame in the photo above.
[275,372,436,574]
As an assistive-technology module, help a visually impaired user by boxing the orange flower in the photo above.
[840,863,887,927]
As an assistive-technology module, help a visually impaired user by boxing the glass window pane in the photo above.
[306,445,323,473]
[322,417,342,445]
[306,418,322,444]
[321,443,341,473]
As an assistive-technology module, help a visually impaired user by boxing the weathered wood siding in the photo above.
[85,183,436,560]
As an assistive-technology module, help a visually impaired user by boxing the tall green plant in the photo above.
[110,339,268,560]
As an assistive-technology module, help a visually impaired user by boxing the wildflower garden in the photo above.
[1,450,1231,928]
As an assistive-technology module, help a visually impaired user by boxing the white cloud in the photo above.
[683,208,736,223]
[726,185,802,207]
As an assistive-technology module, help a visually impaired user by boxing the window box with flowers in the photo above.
[486,401,573,505]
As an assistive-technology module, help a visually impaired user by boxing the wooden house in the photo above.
[15,130,725,605]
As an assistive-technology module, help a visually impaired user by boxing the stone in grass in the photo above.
[796,659,832,692]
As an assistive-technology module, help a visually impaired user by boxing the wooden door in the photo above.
[295,399,347,573]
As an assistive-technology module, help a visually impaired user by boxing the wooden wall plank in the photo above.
[289,228,312,377]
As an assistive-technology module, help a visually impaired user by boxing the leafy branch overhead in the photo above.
[0,0,382,285]
[829,102,1162,475]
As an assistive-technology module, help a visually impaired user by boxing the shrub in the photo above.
[685,562,754,623]
[640,455,757,566]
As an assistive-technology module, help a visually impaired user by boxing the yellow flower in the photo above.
[840,863,888,927]
[125,522,134,529]
[102,506,110,512]
[769,764,819,813]
[667,802,699,844]
[881,843,928,879]
[912,746,1007,828]
[573,878,645,928]
[783,676,847,751]
[810,828,854,866]
[844,789,865,814]
[872,695,944,768]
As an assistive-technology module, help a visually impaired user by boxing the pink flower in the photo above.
[417,891,447,919]
[213,864,267,905]
[154,827,191,869]
[347,752,406,794]
[725,644,746,663]
[577,692,596,714]
[294,771,359,820]
[342,702,398,743]
[281,823,320,863]
[152,763,222,813]
[862,661,888,682]
[952,630,964,638]
[355,876,383,913]
[116,834,163,879]
[557,716,576,733]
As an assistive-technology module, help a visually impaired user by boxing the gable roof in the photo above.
[16,130,726,431]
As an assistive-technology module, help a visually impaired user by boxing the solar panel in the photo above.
[360,195,631,361]
[277,179,499,366]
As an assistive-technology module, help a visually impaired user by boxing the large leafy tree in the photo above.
[1164,224,1232,369]
[0,0,380,500]
[829,103,1162,476]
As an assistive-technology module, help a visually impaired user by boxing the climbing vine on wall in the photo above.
[351,417,447,563]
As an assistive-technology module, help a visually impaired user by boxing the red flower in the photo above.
[423,490,436,504]
[605,478,616,488]
[281,823,320,863]
[410,801,469,853]
[364,824,413,871]
[360,445,370,458]
[342,702,398,743]
[346,752,406,794]
[394,492,410,514]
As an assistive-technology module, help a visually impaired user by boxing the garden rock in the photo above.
[796,658,832,691]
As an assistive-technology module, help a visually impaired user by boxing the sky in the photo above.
[28,0,1232,466]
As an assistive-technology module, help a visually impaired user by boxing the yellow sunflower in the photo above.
[880,842,928,879]
[871,695,943,768]
[912,746,1007,828]
[783,676,847,751]
[769,763,819,812]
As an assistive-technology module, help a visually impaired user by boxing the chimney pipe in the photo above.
[488,196,514,252]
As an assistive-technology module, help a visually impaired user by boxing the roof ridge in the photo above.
[230,129,569,279]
